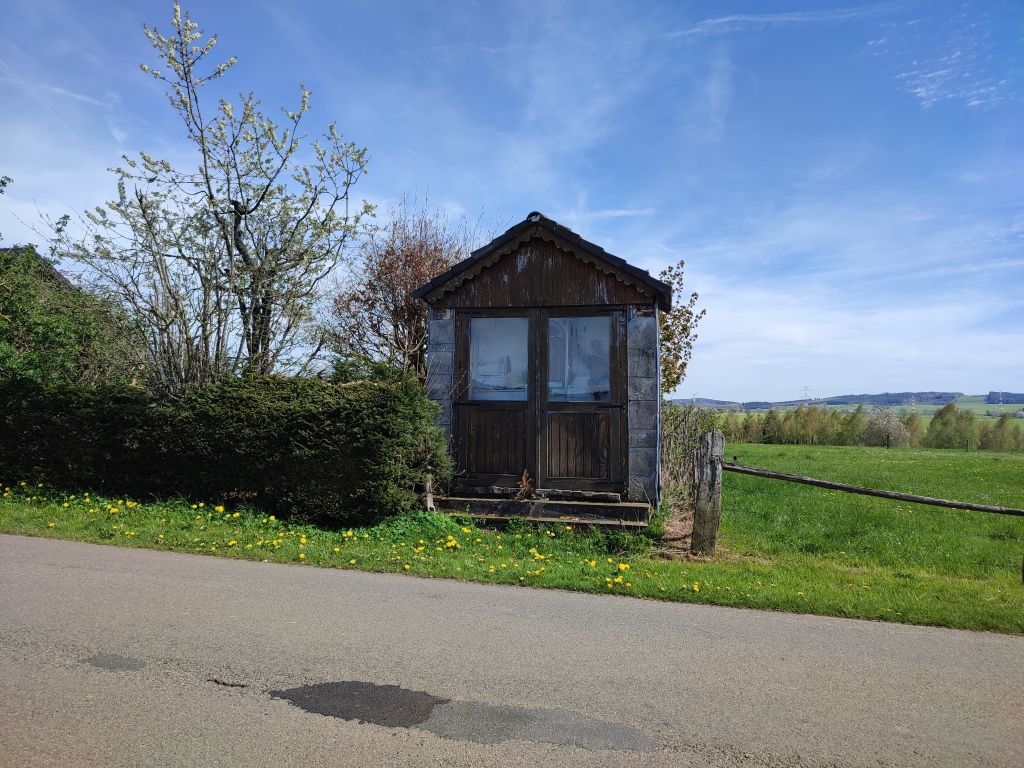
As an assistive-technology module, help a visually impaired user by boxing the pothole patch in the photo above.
[271,680,656,752]
[80,653,146,671]
[269,681,447,728]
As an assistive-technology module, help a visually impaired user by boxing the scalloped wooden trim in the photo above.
[426,226,656,301]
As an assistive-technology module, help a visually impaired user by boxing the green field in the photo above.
[2,443,1022,634]
[950,395,1024,420]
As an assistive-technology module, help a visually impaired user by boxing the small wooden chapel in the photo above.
[412,212,672,524]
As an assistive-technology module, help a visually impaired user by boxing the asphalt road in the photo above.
[1,533,1021,768]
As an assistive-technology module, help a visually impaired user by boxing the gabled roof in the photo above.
[411,212,673,311]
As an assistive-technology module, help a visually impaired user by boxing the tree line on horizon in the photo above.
[716,403,1024,452]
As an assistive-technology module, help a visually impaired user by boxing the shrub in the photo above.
[0,375,450,526]
[0,246,138,386]
[659,402,720,514]
[862,407,910,447]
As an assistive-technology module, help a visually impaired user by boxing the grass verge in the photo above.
[2,444,1022,635]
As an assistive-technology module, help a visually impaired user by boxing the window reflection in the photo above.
[548,316,610,402]
[469,317,529,400]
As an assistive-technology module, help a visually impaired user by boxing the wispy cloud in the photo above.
[0,56,78,137]
[588,209,655,219]
[669,7,882,38]
[872,9,1022,108]
[0,76,114,108]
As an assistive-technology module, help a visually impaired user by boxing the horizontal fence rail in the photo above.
[722,463,1024,517]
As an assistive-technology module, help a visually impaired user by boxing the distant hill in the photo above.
[678,391,964,411]
[985,391,1024,404]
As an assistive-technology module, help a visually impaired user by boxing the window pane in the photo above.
[548,316,610,402]
[469,317,529,400]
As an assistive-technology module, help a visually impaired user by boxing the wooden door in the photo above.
[538,309,625,495]
[453,312,535,492]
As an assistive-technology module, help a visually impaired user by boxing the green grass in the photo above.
[2,445,1023,634]
[953,395,1024,420]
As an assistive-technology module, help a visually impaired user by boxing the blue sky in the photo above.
[1,1,1021,401]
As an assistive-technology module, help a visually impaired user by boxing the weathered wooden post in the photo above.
[691,428,724,555]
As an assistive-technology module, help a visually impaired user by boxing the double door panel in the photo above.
[453,308,624,494]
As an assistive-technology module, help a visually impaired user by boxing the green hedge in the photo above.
[0,376,450,526]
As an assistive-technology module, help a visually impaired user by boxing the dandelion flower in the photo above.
[269,516,276,521]
[214,505,224,513]
[349,559,356,564]
[192,505,198,509]
[198,503,204,508]
[48,522,55,528]
[228,541,236,546]
[62,503,69,508]
[299,553,305,559]
[334,547,340,552]
[618,563,629,571]
[607,558,613,563]
[404,564,410,570]
[232,512,239,518]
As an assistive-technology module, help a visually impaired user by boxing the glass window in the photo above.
[469,317,529,400]
[548,316,610,402]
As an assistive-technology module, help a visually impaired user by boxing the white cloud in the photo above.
[669,7,882,38]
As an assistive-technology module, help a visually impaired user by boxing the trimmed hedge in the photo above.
[0,376,450,526]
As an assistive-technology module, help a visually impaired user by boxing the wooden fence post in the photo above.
[691,428,724,555]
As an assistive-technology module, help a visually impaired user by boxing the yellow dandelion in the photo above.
[618,563,629,571]
[334,547,340,552]
[232,512,239,518]
[349,559,356,564]
[607,558,613,563]
[299,553,305,559]
[48,522,55,528]
[228,540,236,546]
[62,502,69,508]
[269,515,276,521]
[198,503,204,508]
[214,505,224,513]
[404,564,410,570]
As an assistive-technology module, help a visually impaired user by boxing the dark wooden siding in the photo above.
[547,412,610,479]
[435,239,654,309]
[466,409,528,475]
